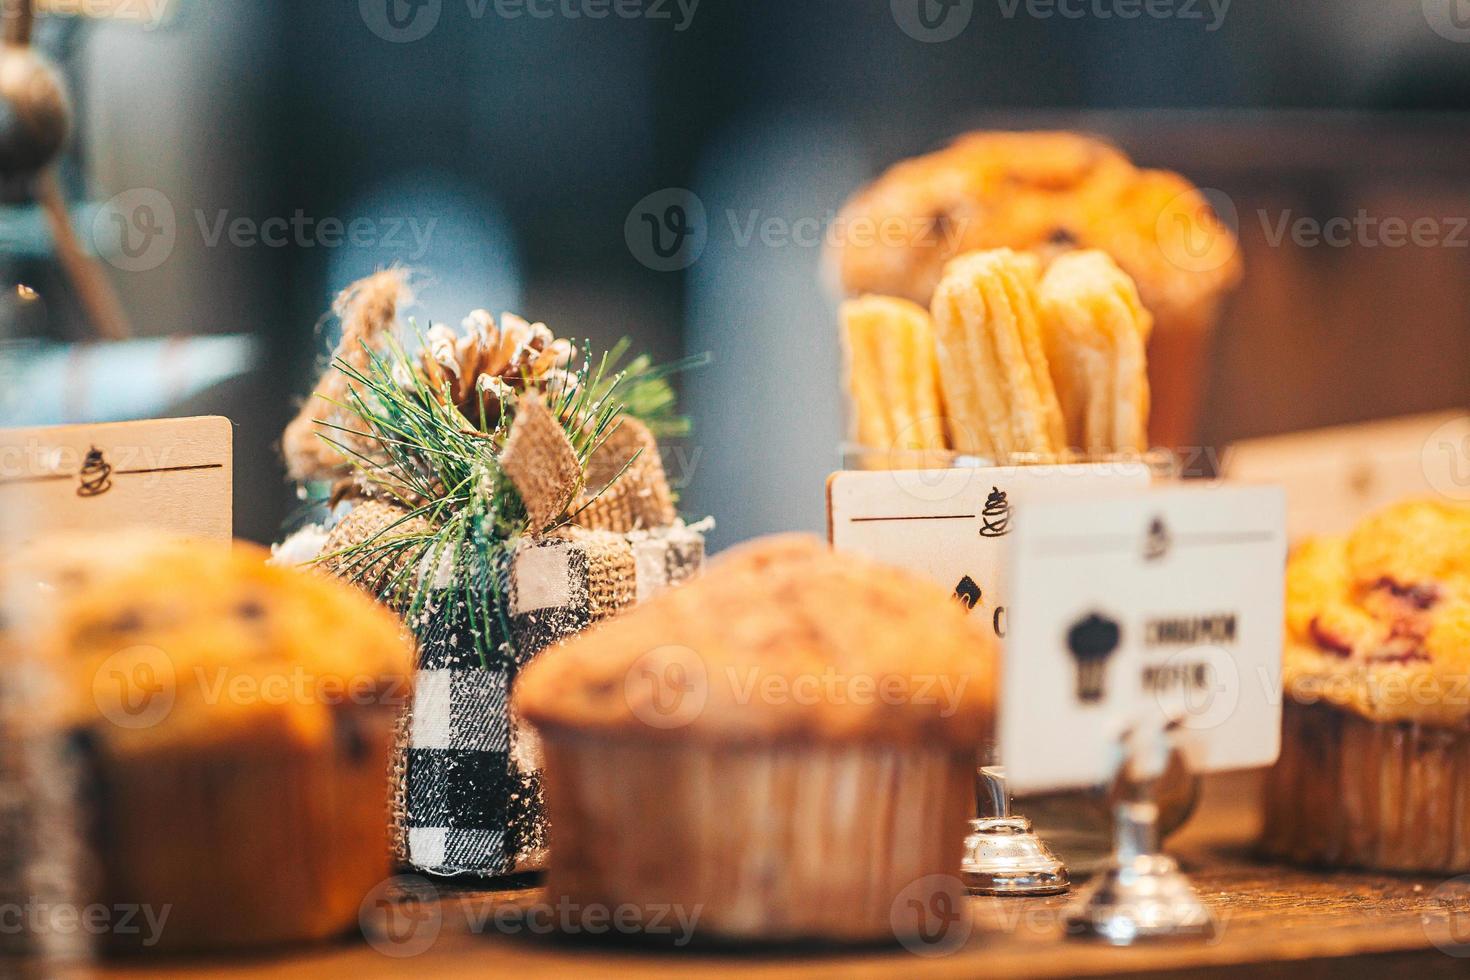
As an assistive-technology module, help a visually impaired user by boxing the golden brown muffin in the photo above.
[3,532,414,953]
[1263,500,1470,873]
[832,131,1241,446]
[515,534,993,943]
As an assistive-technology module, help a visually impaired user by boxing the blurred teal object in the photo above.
[0,333,258,426]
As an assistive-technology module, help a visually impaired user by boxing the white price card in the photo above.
[1225,410,1470,541]
[1000,485,1287,794]
[827,463,1152,639]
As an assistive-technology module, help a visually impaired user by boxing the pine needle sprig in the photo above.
[309,325,702,668]
[589,340,709,439]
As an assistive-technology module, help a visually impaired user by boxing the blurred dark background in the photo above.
[2,0,1469,546]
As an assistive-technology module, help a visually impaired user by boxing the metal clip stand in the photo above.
[1063,728,1216,943]
[962,765,1069,896]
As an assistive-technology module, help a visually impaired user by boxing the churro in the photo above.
[839,295,948,454]
[1037,250,1153,455]
[929,249,1066,458]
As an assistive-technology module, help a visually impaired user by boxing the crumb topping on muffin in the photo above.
[514,534,995,746]
[2,532,415,752]
[1284,500,1470,727]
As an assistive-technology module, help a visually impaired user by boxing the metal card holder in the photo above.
[1062,724,1216,944]
[962,766,1069,897]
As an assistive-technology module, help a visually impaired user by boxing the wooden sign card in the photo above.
[1224,410,1470,540]
[0,416,233,549]
[827,462,1153,640]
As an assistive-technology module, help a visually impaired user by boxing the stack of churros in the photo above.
[839,246,1153,462]
[830,131,1241,449]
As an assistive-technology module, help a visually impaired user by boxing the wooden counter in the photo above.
[96,772,1470,979]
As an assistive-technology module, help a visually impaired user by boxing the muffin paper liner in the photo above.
[1262,699,1470,874]
[540,738,976,943]
[91,706,399,953]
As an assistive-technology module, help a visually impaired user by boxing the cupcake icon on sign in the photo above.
[979,487,1010,538]
[77,446,112,497]
[1067,613,1121,705]
[1143,516,1170,562]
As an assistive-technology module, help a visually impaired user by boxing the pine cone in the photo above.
[419,311,577,426]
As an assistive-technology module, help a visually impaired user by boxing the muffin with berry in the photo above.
[1263,500,1470,872]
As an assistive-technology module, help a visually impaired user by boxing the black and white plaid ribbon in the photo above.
[400,523,705,876]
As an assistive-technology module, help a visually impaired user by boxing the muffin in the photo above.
[831,131,1241,446]
[515,534,994,943]
[3,532,414,953]
[1262,500,1470,872]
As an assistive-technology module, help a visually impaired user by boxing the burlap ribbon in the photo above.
[320,498,433,600]
[321,407,677,583]
[499,393,676,535]
[387,702,413,867]
[499,394,582,533]
[575,415,677,533]
[282,269,412,483]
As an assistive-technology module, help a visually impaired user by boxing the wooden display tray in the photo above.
[98,773,1469,979]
